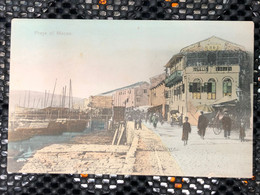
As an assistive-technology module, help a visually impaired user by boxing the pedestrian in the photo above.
[182,117,191,146]
[179,114,183,127]
[170,115,174,127]
[134,114,138,129]
[138,118,142,129]
[197,111,209,139]
[149,113,153,124]
[221,111,232,139]
[152,113,158,128]
[239,122,246,142]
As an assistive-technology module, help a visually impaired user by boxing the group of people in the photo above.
[146,112,163,128]
[130,109,246,145]
[182,111,246,145]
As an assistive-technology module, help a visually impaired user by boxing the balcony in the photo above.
[165,70,183,87]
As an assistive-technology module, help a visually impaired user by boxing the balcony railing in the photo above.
[165,70,183,87]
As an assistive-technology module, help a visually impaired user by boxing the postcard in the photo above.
[8,19,254,178]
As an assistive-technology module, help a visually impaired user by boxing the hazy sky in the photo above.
[10,20,254,98]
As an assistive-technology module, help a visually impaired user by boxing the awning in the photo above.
[133,105,152,112]
[213,96,238,107]
[196,104,214,113]
[148,105,163,113]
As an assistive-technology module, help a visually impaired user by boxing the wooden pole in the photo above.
[27,91,30,108]
[23,91,26,108]
[50,79,57,108]
[44,90,46,108]
[46,90,50,107]
[64,86,67,108]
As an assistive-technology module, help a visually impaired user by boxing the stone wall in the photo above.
[125,121,135,145]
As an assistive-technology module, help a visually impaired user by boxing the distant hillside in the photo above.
[9,90,83,112]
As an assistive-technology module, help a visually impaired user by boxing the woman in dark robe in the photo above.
[182,117,191,146]
[239,122,246,142]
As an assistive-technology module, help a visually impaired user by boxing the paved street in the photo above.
[144,122,253,178]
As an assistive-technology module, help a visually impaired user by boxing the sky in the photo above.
[10,19,254,98]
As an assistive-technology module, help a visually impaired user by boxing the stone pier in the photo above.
[19,122,183,176]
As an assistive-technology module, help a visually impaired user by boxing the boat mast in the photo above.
[27,91,30,108]
[68,80,71,119]
[49,79,57,120]
[44,90,47,108]
[32,98,35,108]
[50,78,57,108]
[23,91,26,108]
[64,86,67,108]
[70,79,73,110]
[36,98,40,108]
[18,96,21,107]
[46,90,50,107]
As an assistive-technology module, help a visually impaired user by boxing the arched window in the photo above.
[223,78,232,96]
[207,78,216,100]
[192,78,202,99]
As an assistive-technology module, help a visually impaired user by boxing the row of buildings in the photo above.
[74,36,252,125]
[73,82,150,112]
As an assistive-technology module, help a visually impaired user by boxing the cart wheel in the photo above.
[213,127,222,135]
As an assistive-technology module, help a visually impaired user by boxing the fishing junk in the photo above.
[9,80,88,142]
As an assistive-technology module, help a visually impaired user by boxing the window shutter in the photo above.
[212,82,216,93]
[223,82,227,93]
[208,83,212,93]
[164,91,168,98]
[182,84,185,93]
[189,83,193,92]
[203,82,207,93]
[227,82,232,93]
[193,83,197,93]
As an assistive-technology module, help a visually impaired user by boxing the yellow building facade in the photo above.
[148,73,168,119]
[165,36,250,125]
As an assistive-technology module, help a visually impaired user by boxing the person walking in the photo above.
[221,111,232,139]
[138,118,142,130]
[182,117,191,146]
[134,119,138,129]
[197,111,209,139]
[170,115,174,127]
[152,113,158,128]
[179,113,183,127]
[239,122,246,142]
[149,113,153,124]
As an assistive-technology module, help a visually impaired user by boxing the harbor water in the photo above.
[8,120,106,162]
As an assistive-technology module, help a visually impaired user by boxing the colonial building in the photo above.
[148,73,168,119]
[112,81,149,109]
[164,36,251,125]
